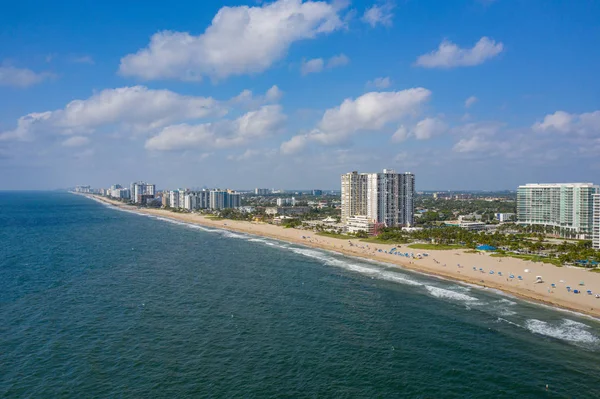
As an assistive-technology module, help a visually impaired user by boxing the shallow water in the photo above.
[1,192,599,397]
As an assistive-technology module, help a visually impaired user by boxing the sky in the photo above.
[0,0,599,191]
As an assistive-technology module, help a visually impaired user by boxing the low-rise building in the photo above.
[446,221,487,231]
[265,206,310,216]
[345,215,376,235]
[495,213,515,222]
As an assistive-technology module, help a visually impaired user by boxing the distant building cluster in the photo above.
[165,189,240,211]
[341,169,415,234]
[254,188,271,195]
[75,185,91,193]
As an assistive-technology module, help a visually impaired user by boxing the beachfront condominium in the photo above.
[341,169,415,228]
[517,183,599,239]
[130,182,156,204]
[593,194,600,249]
[209,189,241,210]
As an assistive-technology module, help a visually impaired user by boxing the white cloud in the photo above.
[415,37,503,68]
[0,86,224,141]
[119,0,347,81]
[452,122,508,153]
[532,111,575,133]
[465,96,478,108]
[301,53,349,75]
[326,53,349,68]
[281,88,431,153]
[280,134,309,154]
[391,125,409,142]
[301,58,325,75]
[362,3,394,27]
[533,110,600,138]
[0,66,54,87]
[230,85,284,108]
[366,76,392,89]
[392,117,446,142]
[145,105,286,151]
[61,136,90,147]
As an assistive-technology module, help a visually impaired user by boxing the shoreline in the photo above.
[82,193,600,319]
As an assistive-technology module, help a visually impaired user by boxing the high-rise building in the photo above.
[593,194,600,249]
[341,169,415,228]
[209,190,240,210]
[517,183,598,238]
[254,188,270,195]
[341,171,368,225]
[130,182,156,204]
[312,189,323,196]
[399,172,415,226]
[168,190,179,208]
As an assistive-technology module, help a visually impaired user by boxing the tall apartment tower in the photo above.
[593,194,600,249]
[130,182,156,204]
[341,169,415,227]
[517,183,598,238]
[341,171,368,225]
[399,172,415,226]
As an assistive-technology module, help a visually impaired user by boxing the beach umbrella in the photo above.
[490,271,494,274]
[551,283,556,288]
[510,275,514,278]
[579,281,585,286]
[518,276,522,280]
[587,290,592,295]
[473,267,477,270]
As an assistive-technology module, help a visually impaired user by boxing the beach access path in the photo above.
[85,194,600,319]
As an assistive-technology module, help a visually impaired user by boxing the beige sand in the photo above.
[86,194,600,318]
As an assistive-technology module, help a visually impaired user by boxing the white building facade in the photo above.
[517,183,598,238]
[341,169,415,231]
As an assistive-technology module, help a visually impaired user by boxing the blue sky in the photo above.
[1,0,599,191]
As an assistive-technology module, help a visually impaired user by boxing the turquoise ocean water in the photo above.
[1,192,600,398]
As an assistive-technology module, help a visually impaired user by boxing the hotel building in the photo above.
[517,183,598,239]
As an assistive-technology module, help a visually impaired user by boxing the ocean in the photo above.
[1,191,600,398]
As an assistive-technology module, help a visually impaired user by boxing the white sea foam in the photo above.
[425,286,479,302]
[290,248,423,286]
[525,319,599,344]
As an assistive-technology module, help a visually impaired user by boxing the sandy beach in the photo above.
[85,194,600,319]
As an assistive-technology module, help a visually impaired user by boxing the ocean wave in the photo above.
[290,248,423,286]
[525,319,599,344]
[425,286,479,302]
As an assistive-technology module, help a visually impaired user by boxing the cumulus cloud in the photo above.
[301,58,325,75]
[392,117,446,142]
[119,0,347,81]
[281,88,431,153]
[301,53,349,75]
[465,96,478,108]
[366,76,392,89]
[452,122,508,153]
[362,3,395,27]
[533,110,600,141]
[0,66,54,87]
[415,37,503,68]
[230,85,284,108]
[0,86,224,141]
[145,105,286,151]
[61,136,90,147]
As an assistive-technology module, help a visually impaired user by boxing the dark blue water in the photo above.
[1,192,600,398]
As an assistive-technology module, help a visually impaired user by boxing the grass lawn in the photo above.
[317,232,354,240]
[205,215,224,220]
[407,243,459,250]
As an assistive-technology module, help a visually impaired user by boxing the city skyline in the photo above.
[1,0,599,190]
